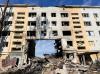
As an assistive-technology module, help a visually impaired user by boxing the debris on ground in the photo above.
[0,57,100,74]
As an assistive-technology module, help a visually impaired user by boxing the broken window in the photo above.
[17,17,25,19]
[29,12,36,17]
[4,21,12,26]
[76,36,83,38]
[73,21,80,24]
[16,21,24,24]
[13,42,21,45]
[52,21,56,26]
[93,13,98,18]
[82,13,89,17]
[62,21,69,26]
[52,30,58,36]
[96,21,100,26]
[74,26,81,28]
[28,21,36,26]
[66,53,74,60]
[41,21,46,26]
[77,46,86,49]
[41,30,46,36]
[61,13,68,17]
[14,36,22,39]
[14,33,22,36]
[84,21,91,26]
[1,31,10,36]
[71,13,78,15]
[3,42,8,47]
[75,31,82,34]
[17,12,25,15]
[72,17,79,19]
[41,13,46,17]
[6,12,13,16]
[12,48,21,51]
[87,31,94,36]
[63,31,71,36]
[76,41,84,44]
[77,41,84,46]
[15,26,23,28]
[67,41,73,46]
[14,31,23,34]
[27,31,36,36]
[51,13,56,17]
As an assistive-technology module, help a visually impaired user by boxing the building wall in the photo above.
[0,6,100,67]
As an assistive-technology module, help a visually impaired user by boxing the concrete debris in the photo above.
[0,57,48,74]
[0,57,100,74]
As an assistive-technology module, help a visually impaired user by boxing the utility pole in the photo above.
[0,0,9,37]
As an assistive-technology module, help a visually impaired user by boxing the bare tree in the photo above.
[0,0,9,36]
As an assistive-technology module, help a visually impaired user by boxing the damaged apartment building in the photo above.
[0,5,100,68]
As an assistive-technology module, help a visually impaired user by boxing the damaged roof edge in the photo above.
[0,4,100,8]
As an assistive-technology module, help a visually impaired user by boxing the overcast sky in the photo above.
[0,0,100,6]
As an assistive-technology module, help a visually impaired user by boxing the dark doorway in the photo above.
[27,40,36,58]
[79,54,92,65]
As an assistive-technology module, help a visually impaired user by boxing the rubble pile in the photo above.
[87,60,100,72]
[0,57,100,74]
[0,57,48,74]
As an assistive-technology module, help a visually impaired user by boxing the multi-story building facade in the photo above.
[0,5,100,68]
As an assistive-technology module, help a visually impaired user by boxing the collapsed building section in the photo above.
[0,5,100,71]
[26,39,62,59]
